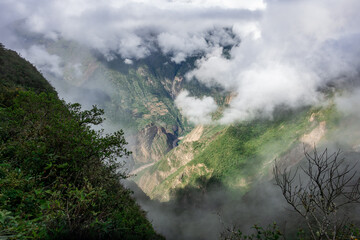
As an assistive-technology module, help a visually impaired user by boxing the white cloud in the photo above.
[186,47,237,89]
[124,58,133,64]
[233,22,261,40]
[124,0,266,11]
[1,0,360,125]
[0,0,261,62]
[20,45,63,77]
[175,90,218,124]
[336,89,360,118]
[221,62,320,123]
[158,33,211,63]
[186,0,360,123]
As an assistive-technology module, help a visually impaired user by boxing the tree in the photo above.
[0,91,163,239]
[274,148,360,240]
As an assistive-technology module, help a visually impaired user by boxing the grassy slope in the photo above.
[135,105,340,200]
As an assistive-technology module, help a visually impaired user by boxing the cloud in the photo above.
[19,45,63,77]
[336,89,360,118]
[1,0,360,125]
[0,0,263,62]
[175,90,218,124]
[124,58,133,64]
[220,63,320,123]
[158,33,208,63]
[186,0,360,123]
[156,0,266,11]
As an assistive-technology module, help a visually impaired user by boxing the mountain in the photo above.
[14,34,228,168]
[12,33,360,202]
[0,42,56,103]
[133,104,341,201]
[0,44,163,239]
[5,30,360,239]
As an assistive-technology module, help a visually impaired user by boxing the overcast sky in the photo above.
[1,0,360,124]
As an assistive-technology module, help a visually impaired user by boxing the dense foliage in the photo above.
[221,223,283,240]
[0,44,163,239]
[0,43,55,101]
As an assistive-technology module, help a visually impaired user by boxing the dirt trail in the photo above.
[130,162,155,175]
[183,125,204,143]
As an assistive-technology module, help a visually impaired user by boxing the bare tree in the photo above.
[274,148,360,240]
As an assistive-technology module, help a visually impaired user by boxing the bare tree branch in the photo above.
[274,147,360,240]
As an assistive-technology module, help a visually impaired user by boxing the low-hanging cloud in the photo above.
[186,0,360,123]
[175,90,218,125]
[1,0,360,124]
[19,45,63,78]
[0,0,263,62]
[2,1,360,239]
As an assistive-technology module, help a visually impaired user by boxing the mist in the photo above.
[1,0,360,239]
[124,144,360,240]
[185,0,360,124]
[1,0,360,124]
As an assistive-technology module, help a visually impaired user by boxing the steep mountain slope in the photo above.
[8,31,360,207]
[133,104,342,201]
[0,43,56,103]
[20,36,227,167]
[0,44,163,239]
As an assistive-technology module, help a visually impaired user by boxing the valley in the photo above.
[13,35,360,240]
[2,1,360,238]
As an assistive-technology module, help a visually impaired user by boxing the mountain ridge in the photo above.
[0,43,164,239]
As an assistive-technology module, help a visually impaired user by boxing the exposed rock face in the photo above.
[300,121,326,146]
[171,76,184,98]
[134,126,209,198]
[272,121,327,175]
[152,163,213,201]
[133,125,222,200]
[135,110,336,202]
[161,76,184,99]
[224,91,237,105]
[183,125,203,143]
[135,140,196,198]
[131,123,177,165]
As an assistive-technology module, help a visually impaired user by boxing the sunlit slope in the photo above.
[134,104,340,201]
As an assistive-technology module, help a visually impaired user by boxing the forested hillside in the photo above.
[26,38,226,167]
[0,44,163,239]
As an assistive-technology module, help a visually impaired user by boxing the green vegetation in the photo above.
[144,105,341,200]
[0,44,162,239]
[192,109,312,184]
[222,223,283,240]
[32,39,227,132]
[38,39,188,132]
[0,43,55,105]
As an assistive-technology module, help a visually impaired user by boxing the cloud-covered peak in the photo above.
[183,0,360,123]
[1,0,360,124]
[0,0,261,62]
